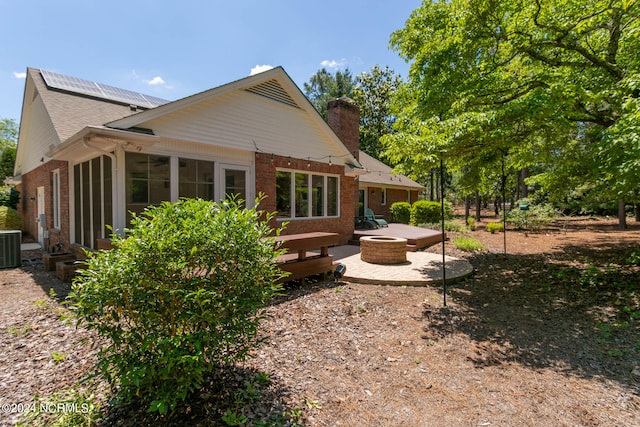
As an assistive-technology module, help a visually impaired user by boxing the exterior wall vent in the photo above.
[245,80,301,109]
[0,230,22,268]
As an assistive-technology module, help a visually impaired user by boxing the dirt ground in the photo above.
[1,215,639,426]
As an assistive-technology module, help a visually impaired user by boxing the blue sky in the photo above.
[1,0,422,122]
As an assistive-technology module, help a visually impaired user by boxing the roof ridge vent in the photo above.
[245,79,300,109]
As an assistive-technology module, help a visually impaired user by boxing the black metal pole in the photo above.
[440,158,446,307]
[502,152,507,257]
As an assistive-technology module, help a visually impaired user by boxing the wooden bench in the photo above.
[275,232,340,283]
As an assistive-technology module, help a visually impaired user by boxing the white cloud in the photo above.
[146,76,165,86]
[321,59,347,69]
[13,72,26,79]
[250,64,274,75]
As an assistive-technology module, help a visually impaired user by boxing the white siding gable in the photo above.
[135,90,348,164]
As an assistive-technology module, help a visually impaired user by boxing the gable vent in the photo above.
[245,79,301,109]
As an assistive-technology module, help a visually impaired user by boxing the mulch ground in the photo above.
[1,216,639,426]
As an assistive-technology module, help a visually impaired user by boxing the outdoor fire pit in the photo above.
[360,235,407,264]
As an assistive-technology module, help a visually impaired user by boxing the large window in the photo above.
[126,153,170,221]
[276,169,339,219]
[179,158,214,200]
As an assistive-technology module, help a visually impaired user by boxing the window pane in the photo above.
[225,169,247,203]
[198,183,214,200]
[52,170,60,229]
[276,171,291,218]
[197,160,214,183]
[149,179,170,204]
[129,180,148,203]
[179,158,215,200]
[295,173,308,217]
[126,152,148,179]
[126,153,170,224]
[328,176,338,216]
[179,182,197,199]
[149,155,170,180]
[179,158,197,182]
[312,175,324,217]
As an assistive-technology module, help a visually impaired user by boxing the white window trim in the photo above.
[381,187,387,206]
[52,169,61,230]
[220,164,253,207]
[276,168,340,220]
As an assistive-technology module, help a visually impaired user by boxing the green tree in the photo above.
[304,68,355,119]
[352,65,403,161]
[0,118,18,183]
[385,0,640,226]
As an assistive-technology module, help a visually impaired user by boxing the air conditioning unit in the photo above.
[0,230,22,268]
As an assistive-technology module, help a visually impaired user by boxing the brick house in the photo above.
[357,151,423,221]
[13,67,419,253]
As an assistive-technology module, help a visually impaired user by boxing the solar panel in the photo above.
[40,69,169,109]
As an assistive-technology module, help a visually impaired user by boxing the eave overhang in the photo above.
[46,125,160,162]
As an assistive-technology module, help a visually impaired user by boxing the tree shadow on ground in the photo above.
[97,365,301,426]
[18,249,74,302]
[422,236,640,392]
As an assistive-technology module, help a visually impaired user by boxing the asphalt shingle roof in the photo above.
[358,151,423,189]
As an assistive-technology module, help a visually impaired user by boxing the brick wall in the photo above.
[255,153,356,245]
[327,97,360,162]
[364,187,420,222]
[20,160,71,252]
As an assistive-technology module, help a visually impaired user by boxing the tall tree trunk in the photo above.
[515,170,521,200]
[521,168,529,198]
[618,200,627,230]
[635,202,640,222]
[475,190,481,221]
[464,195,470,222]
[430,170,435,201]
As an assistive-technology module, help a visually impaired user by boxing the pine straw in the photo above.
[1,217,639,426]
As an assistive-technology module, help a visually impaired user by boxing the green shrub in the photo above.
[486,222,504,233]
[410,200,453,225]
[390,201,411,224]
[466,216,476,231]
[0,206,20,230]
[0,186,20,209]
[507,198,558,231]
[70,197,287,415]
[453,236,485,252]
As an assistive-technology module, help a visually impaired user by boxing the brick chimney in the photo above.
[327,96,360,161]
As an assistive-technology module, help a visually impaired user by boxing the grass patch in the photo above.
[453,236,485,252]
[420,220,466,232]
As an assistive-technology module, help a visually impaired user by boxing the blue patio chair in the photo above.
[365,208,388,227]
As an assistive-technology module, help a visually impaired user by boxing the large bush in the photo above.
[410,200,453,225]
[507,198,558,231]
[0,186,19,209]
[390,201,411,224]
[0,206,20,230]
[70,197,287,414]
